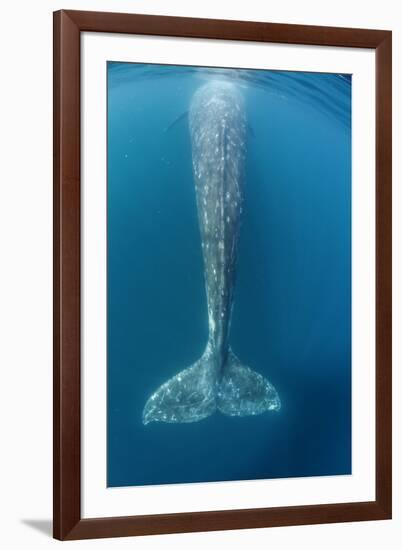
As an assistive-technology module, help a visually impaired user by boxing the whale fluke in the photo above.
[142,348,217,425]
[143,347,280,425]
[217,350,281,417]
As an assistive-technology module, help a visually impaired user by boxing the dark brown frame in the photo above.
[53,9,392,541]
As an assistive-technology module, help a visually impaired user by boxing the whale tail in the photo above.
[142,347,280,425]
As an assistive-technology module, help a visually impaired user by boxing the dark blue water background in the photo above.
[107,62,352,487]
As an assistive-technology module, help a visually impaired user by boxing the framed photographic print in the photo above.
[53,10,392,540]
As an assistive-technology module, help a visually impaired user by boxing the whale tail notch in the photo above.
[142,347,280,425]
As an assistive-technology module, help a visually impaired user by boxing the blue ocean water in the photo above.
[107,62,351,487]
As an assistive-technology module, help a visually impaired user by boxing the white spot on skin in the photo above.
[208,309,216,334]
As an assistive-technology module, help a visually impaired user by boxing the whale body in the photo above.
[143,80,280,424]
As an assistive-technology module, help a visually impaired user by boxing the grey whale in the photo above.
[143,80,280,424]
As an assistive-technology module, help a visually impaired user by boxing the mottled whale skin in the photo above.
[143,81,280,424]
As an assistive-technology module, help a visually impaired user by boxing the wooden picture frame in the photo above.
[53,9,392,540]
